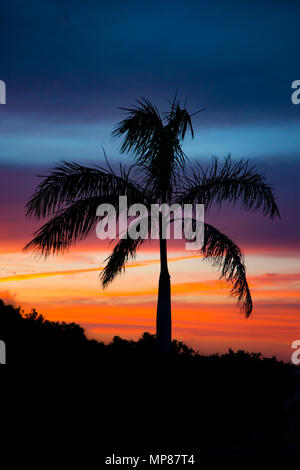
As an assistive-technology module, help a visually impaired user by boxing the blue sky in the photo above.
[1,0,300,131]
[0,0,299,218]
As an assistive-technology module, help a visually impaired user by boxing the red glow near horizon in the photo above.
[0,242,299,362]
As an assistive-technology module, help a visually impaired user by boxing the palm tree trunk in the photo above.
[156,212,172,354]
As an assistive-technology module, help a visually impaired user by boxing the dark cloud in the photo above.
[1,0,300,124]
[0,157,299,251]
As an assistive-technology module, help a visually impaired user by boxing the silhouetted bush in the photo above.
[0,298,298,450]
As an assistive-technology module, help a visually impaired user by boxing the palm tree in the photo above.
[24,98,280,354]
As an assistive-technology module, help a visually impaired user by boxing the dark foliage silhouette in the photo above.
[1,298,298,451]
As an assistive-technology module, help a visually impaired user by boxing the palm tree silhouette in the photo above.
[24,98,280,353]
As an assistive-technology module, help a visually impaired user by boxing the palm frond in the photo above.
[100,216,150,287]
[112,98,163,157]
[26,161,148,220]
[113,98,200,202]
[189,221,252,317]
[165,97,196,140]
[100,237,145,288]
[24,196,115,256]
[178,155,280,218]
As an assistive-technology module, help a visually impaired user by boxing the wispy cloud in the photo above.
[0,255,199,283]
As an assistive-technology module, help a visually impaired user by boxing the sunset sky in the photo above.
[1,0,300,361]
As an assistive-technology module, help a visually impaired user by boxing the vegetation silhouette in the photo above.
[1,298,299,451]
[24,97,280,353]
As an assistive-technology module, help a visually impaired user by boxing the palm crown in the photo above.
[25,98,280,353]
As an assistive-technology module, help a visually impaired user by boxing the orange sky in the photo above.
[1,238,299,362]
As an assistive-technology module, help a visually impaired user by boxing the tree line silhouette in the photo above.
[1,297,299,450]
